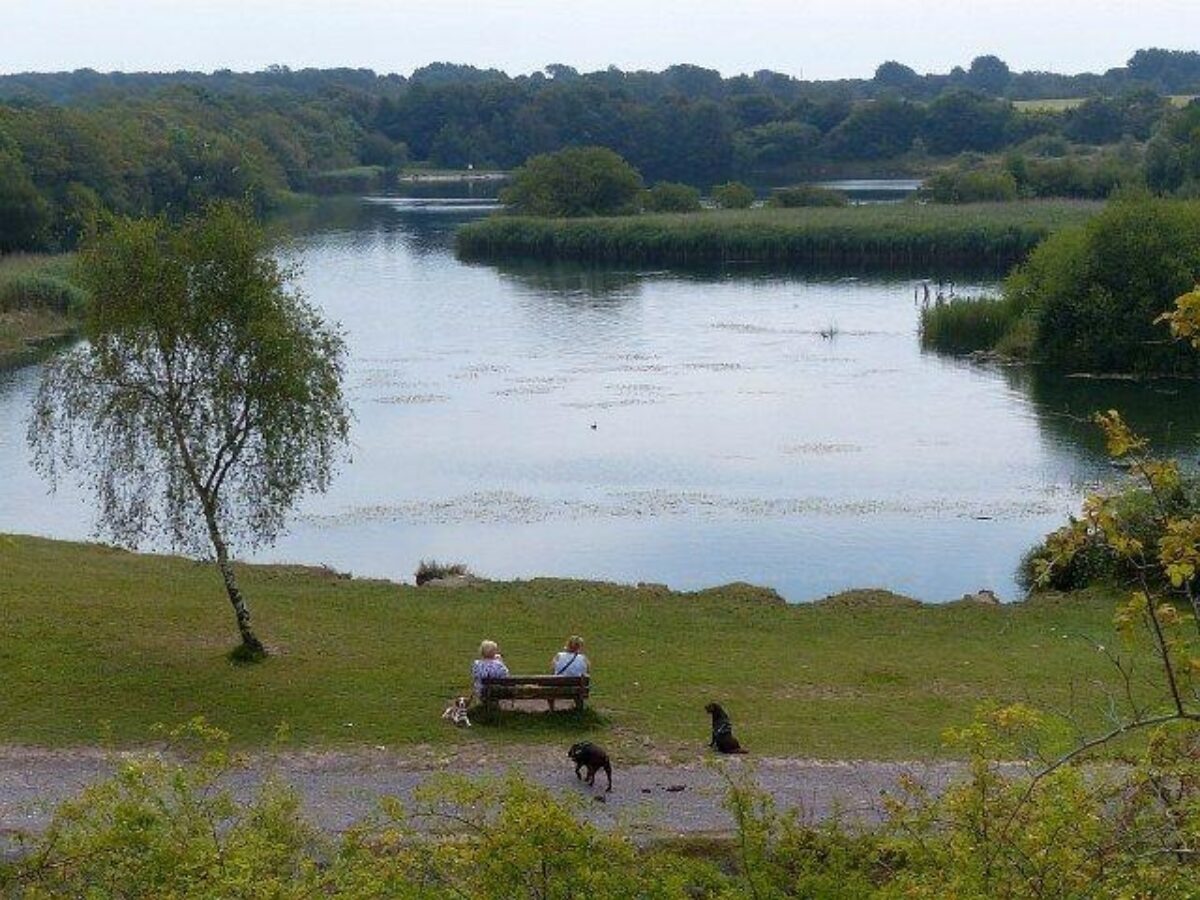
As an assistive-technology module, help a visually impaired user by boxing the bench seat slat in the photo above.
[478,675,590,708]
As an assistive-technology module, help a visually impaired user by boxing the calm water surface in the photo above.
[3,198,1199,601]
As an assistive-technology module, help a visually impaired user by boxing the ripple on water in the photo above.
[562,397,663,409]
[452,363,511,380]
[783,443,864,456]
[300,489,1060,527]
[374,393,450,405]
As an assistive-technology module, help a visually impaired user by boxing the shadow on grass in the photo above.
[470,705,609,737]
[227,643,269,666]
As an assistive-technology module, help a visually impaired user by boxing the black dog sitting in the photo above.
[705,702,748,754]
[568,741,613,792]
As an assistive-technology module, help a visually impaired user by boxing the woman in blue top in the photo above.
[471,639,509,701]
[551,635,589,676]
[547,635,588,711]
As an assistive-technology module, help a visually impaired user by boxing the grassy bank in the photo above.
[455,201,1102,272]
[0,254,82,366]
[1,534,1157,757]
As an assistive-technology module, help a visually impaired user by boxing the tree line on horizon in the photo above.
[2,49,1200,252]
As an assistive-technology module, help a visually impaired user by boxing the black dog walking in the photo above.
[568,741,613,791]
[705,702,748,754]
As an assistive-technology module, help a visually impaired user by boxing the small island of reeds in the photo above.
[455,201,1103,272]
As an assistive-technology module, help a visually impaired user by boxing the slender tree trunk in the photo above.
[203,507,265,655]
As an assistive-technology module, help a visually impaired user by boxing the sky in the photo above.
[3,0,1200,80]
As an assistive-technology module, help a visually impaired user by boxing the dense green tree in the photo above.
[873,61,921,91]
[0,151,51,251]
[1064,89,1169,144]
[966,55,1012,95]
[642,181,701,212]
[499,146,644,217]
[28,204,350,656]
[1148,100,1200,193]
[922,90,1014,154]
[823,97,926,159]
[1127,48,1200,92]
[711,181,755,209]
[733,121,821,173]
[1011,196,1200,371]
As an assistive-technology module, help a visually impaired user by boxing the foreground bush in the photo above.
[1019,475,1200,592]
[6,714,1200,898]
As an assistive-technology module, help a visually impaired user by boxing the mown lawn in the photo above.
[0,534,1159,758]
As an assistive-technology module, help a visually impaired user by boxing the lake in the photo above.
[3,197,1199,601]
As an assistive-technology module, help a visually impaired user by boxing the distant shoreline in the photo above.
[398,170,509,183]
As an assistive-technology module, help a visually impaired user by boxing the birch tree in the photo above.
[29,203,350,658]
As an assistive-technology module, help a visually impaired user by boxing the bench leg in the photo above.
[574,695,584,711]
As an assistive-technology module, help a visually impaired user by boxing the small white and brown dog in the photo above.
[441,696,472,727]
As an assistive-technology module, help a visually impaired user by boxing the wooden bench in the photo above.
[479,675,590,712]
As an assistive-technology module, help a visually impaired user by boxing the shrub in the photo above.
[1021,195,1200,372]
[0,272,86,315]
[4,719,321,898]
[921,196,1200,370]
[499,146,644,217]
[1020,154,1142,199]
[711,181,755,209]
[8,729,1200,898]
[921,168,1019,203]
[415,559,470,585]
[767,185,849,208]
[1018,475,1200,592]
[642,181,702,213]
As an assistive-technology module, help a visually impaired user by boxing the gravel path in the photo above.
[0,745,977,856]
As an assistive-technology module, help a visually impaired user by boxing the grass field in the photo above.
[0,533,1165,759]
[1013,95,1197,112]
[455,201,1102,272]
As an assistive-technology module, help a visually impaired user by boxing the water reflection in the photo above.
[1009,366,1200,464]
[2,197,1197,602]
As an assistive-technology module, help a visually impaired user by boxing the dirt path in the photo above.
[0,743,985,857]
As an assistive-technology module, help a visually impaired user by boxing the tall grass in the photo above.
[0,253,83,362]
[919,293,1027,355]
[457,201,1101,272]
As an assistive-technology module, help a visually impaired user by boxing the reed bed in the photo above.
[919,294,1027,355]
[456,201,1101,272]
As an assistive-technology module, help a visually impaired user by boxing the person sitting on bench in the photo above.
[471,639,509,703]
[547,635,589,710]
